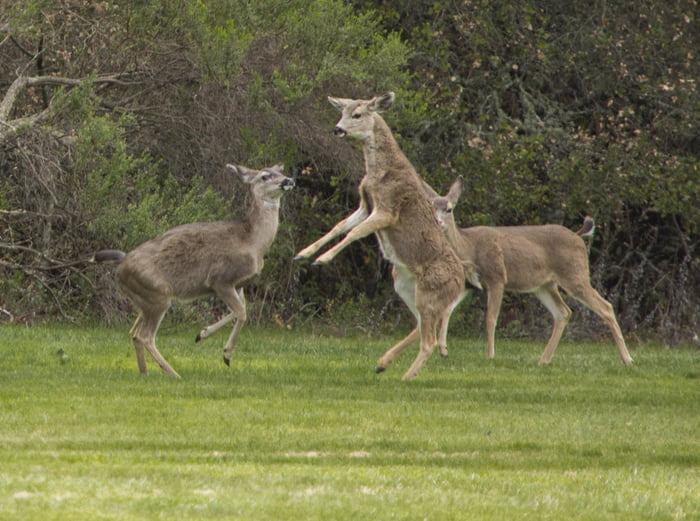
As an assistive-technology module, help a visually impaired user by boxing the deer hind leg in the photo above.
[376,327,420,373]
[401,281,458,381]
[437,289,467,358]
[568,284,633,365]
[533,283,572,365]
[402,310,440,381]
[129,313,147,375]
[484,283,505,359]
[377,267,420,372]
[132,304,180,378]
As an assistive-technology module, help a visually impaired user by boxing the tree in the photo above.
[0,0,413,326]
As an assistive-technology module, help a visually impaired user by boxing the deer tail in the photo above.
[576,216,595,238]
[92,249,126,263]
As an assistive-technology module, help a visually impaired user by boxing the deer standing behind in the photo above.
[94,163,294,377]
[431,176,633,365]
[294,92,476,381]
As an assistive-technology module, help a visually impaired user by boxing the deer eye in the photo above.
[261,174,272,181]
[446,208,453,213]
[351,113,362,119]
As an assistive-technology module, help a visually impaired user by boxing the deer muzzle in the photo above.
[333,126,347,137]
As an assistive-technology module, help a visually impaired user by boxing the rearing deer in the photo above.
[94,163,294,377]
[430,176,633,365]
[294,92,471,380]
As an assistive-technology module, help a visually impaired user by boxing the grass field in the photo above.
[0,323,698,520]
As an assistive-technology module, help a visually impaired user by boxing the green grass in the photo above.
[1,323,698,520]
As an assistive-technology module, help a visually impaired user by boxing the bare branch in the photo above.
[0,73,140,140]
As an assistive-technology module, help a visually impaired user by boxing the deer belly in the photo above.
[376,230,407,268]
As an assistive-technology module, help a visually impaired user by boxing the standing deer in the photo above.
[430,176,633,365]
[294,92,473,380]
[94,163,294,377]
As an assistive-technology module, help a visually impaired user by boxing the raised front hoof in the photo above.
[293,254,307,261]
[311,259,325,266]
[375,366,386,374]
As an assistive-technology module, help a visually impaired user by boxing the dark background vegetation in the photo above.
[1,0,698,346]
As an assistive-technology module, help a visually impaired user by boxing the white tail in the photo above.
[432,176,633,365]
[94,163,294,377]
[295,93,473,380]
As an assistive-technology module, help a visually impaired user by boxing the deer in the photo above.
[429,175,633,366]
[93,163,294,378]
[294,92,478,381]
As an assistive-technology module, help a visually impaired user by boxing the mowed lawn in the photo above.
[0,323,698,520]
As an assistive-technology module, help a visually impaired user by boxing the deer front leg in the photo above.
[485,283,504,359]
[223,288,247,365]
[313,210,397,265]
[195,287,247,354]
[208,287,247,366]
[197,310,237,342]
[294,205,369,260]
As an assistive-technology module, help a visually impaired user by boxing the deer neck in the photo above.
[362,116,408,176]
[246,199,281,253]
[447,222,474,260]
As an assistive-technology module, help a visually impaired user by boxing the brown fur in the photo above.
[295,93,470,380]
[432,176,633,365]
[94,164,294,377]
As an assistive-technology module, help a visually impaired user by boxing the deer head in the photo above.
[328,92,395,139]
[432,176,464,230]
[227,163,294,207]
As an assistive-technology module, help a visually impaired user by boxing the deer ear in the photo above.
[328,97,348,111]
[446,176,464,204]
[269,163,284,173]
[227,164,258,184]
[369,92,395,113]
[420,178,440,200]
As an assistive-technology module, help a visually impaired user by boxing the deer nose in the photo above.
[333,126,346,137]
[282,178,295,190]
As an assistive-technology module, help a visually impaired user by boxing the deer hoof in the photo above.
[195,333,202,343]
[375,366,386,374]
[223,356,231,367]
[293,254,306,261]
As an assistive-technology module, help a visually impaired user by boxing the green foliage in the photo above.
[1,0,698,341]
[64,97,229,250]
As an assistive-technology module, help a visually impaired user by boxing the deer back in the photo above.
[463,225,590,292]
[115,220,261,301]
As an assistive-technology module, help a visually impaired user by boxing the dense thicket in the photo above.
[1,0,698,345]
